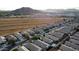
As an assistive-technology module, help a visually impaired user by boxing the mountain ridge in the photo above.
[0,7,79,17]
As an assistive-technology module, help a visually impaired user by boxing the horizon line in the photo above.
[0,7,79,11]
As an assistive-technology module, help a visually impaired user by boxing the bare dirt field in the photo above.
[0,17,64,36]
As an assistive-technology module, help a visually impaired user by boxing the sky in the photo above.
[0,0,79,10]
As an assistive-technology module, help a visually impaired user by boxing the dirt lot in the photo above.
[0,17,64,36]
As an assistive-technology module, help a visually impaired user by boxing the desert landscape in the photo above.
[0,17,63,36]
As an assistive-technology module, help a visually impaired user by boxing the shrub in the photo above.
[22,32,30,40]
[7,39,16,46]
[32,35,40,40]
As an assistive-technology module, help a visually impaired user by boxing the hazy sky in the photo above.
[0,0,79,10]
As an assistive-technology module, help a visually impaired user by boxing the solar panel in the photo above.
[42,37,53,44]
[24,43,42,51]
[69,39,79,45]
[32,40,50,50]
[65,41,79,50]
[60,44,76,51]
